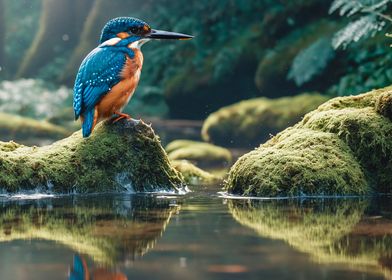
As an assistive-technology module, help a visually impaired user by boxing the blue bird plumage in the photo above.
[73,17,193,137]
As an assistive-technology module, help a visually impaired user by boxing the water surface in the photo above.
[0,189,391,280]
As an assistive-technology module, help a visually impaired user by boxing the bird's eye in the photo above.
[129,26,139,34]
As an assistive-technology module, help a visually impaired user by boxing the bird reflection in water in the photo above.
[69,254,127,280]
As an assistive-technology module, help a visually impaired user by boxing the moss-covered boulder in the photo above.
[202,93,328,147]
[0,112,71,145]
[171,160,219,185]
[226,86,392,196]
[229,199,392,279]
[0,119,185,194]
[166,140,232,167]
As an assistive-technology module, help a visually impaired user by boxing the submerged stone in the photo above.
[171,160,219,185]
[0,119,185,194]
[226,86,392,196]
[166,139,232,167]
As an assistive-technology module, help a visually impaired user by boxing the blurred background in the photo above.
[0,0,391,146]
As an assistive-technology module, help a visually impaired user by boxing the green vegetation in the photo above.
[0,197,177,264]
[226,86,392,196]
[0,119,184,193]
[5,1,392,119]
[229,199,392,278]
[166,139,232,166]
[202,93,328,147]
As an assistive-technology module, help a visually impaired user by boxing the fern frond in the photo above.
[288,38,335,86]
[332,14,385,49]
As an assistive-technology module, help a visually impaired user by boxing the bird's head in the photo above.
[100,17,193,45]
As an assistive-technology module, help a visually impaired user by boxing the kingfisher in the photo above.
[73,17,193,137]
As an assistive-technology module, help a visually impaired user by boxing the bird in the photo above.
[73,17,193,137]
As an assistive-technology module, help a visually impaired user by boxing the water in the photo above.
[0,188,391,280]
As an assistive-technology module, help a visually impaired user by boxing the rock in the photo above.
[166,139,232,167]
[226,86,392,196]
[0,112,71,145]
[0,119,185,194]
[202,93,328,148]
[229,199,392,278]
[171,160,219,185]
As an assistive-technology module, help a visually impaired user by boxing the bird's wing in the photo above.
[73,47,127,120]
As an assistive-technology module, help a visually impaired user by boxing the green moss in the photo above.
[166,139,232,167]
[227,128,367,196]
[171,160,219,185]
[0,112,71,144]
[226,86,392,196]
[229,199,392,278]
[0,119,184,193]
[375,90,392,121]
[0,197,177,265]
[202,93,328,147]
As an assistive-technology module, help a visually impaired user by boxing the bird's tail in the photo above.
[82,109,95,138]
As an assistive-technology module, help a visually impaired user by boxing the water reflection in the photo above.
[229,198,392,279]
[0,195,180,266]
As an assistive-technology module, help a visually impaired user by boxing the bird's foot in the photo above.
[111,112,132,123]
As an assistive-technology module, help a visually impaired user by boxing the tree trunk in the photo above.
[16,0,94,78]
[0,0,5,74]
[58,0,138,85]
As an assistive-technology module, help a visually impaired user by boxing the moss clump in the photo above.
[227,128,367,196]
[171,160,219,185]
[0,196,178,265]
[0,112,71,144]
[202,93,328,147]
[0,119,185,193]
[375,90,392,120]
[166,140,232,167]
[226,86,392,196]
[229,199,392,278]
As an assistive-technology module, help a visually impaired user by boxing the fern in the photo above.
[329,0,392,49]
[288,37,335,86]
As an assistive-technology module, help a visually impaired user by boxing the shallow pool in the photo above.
[0,188,391,280]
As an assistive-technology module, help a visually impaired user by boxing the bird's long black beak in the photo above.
[146,29,194,40]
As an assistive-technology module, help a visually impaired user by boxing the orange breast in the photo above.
[96,48,144,120]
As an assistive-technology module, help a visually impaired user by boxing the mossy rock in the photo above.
[166,140,232,167]
[202,93,328,147]
[171,160,219,185]
[226,86,392,196]
[229,199,392,278]
[0,119,185,194]
[0,112,71,144]
[0,196,178,265]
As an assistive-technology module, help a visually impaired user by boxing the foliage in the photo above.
[329,0,392,49]
[288,37,335,86]
[0,79,72,119]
